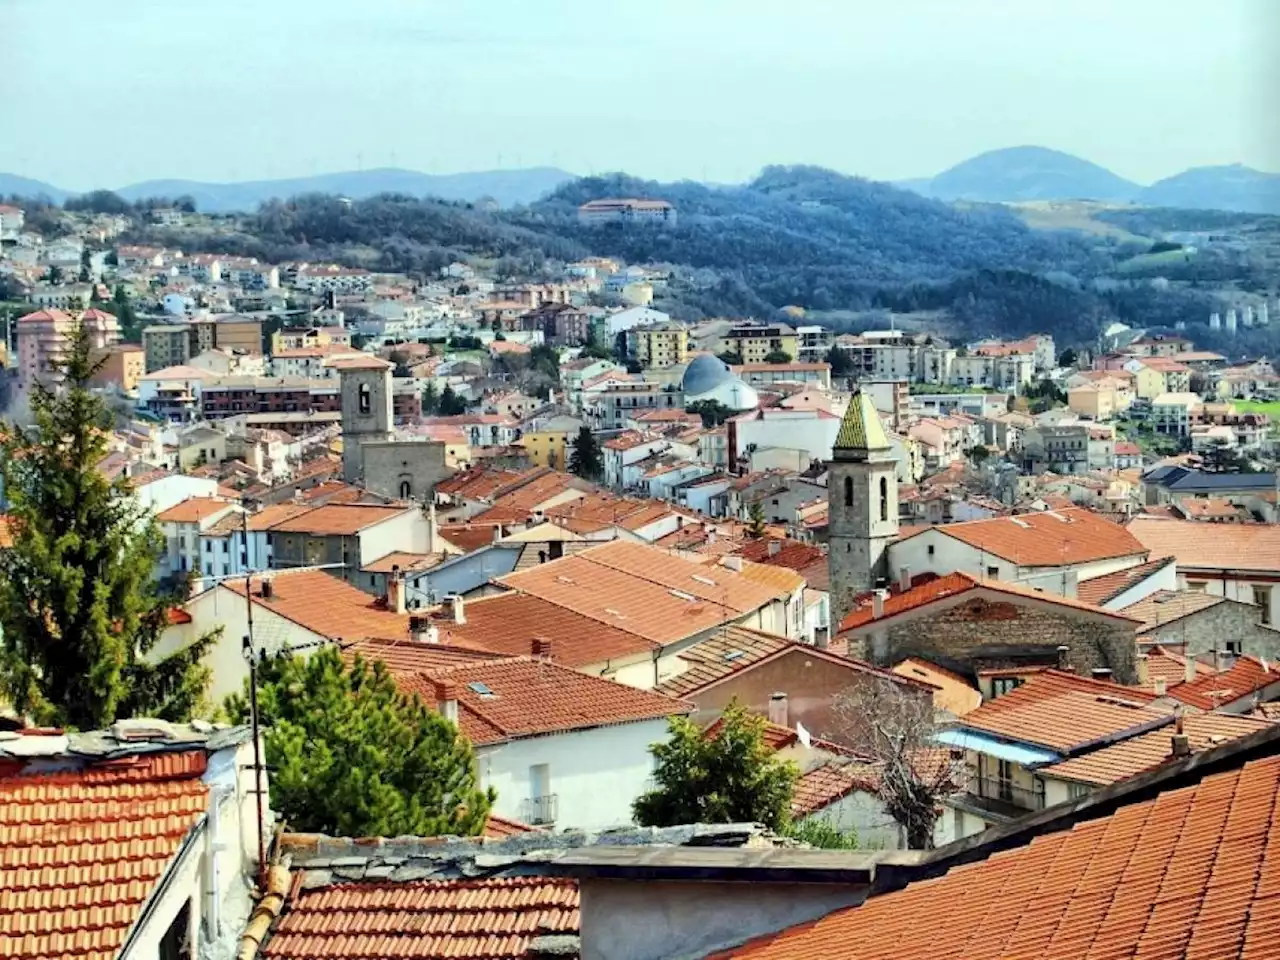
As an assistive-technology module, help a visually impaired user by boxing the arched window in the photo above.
[879,476,889,523]
[843,476,853,507]
[399,480,412,499]
[358,383,371,415]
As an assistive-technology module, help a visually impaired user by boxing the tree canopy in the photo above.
[633,701,797,830]
[0,322,214,728]
[227,647,493,837]
[568,426,603,480]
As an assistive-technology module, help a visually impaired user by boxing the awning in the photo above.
[934,728,1061,767]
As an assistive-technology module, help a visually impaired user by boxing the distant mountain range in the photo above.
[2,148,1278,214]
[0,167,576,212]
[900,146,1280,214]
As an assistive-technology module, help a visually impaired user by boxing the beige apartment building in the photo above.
[90,343,146,393]
[16,307,120,390]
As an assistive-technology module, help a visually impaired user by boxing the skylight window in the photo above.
[467,681,496,698]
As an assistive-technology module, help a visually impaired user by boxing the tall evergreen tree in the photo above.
[0,322,214,728]
[568,426,603,480]
[421,380,440,415]
[227,648,494,837]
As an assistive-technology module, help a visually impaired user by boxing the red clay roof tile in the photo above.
[1167,655,1280,710]
[920,507,1147,567]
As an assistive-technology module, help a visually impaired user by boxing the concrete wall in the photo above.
[476,719,668,831]
[846,591,1140,683]
[579,877,867,960]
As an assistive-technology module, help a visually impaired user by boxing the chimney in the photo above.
[872,589,887,619]
[1185,651,1198,683]
[814,626,830,649]
[768,539,782,557]
[434,679,459,724]
[767,692,789,727]
[387,565,406,615]
[708,528,717,545]
[260,578,273,600]
[532,637,553,660]
[1154,677,1167,697]
[1091,668,1113,682]
[409,615,438,644]
[1135,653,1149,688]
[292,487,302,503]
[443,594,466,625]
[1212,648,1224,673]
[1170,713,1190,757]
[723,556,743,573]
[1056,645,1070,670]
[492,524,503,543]
[898,566,912,592]
[427,502,439,553]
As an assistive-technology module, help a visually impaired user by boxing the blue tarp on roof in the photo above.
[934,728,1061,767]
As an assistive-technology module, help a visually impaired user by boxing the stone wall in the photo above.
[1143,599,1280,662]
[360,441,450,502]
[845,594,1139,684]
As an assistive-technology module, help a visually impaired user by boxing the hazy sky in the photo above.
[3,0,1277,189]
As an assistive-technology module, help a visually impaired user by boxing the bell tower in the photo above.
[338,356,394,482]
[827,390,899,628]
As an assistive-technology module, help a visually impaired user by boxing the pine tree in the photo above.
[747,500,767,538]
[421,381,440,415]
[0,321,215,729]
[438,384,467,416]
[227,648,494,837]
[568,426,603,480]
[633,701,797,830]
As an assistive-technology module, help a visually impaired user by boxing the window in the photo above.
[1067,781,1090,800]
[927,544,936,557]
[843,476,853,507]
[400,480,412,499]
[1187,580,1207,593]
[1254,586,1272,625]
[204,541,212,554]
[986,565,999,578]
[1226,639,1243,656]
[879,476,889,523]
[358,383,371,415]
[991,676,1023,698]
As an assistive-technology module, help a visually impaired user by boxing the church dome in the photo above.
[681,353,733,396]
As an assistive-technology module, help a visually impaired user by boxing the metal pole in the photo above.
[242,507,268,887]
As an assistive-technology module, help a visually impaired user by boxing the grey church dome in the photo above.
[681,353,733,395]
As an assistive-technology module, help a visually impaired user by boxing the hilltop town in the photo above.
[2,191,1280,959]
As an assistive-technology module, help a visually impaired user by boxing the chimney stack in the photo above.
[1154,677,1167,697]
[434,679,459,724]
[1056,645,1070,670]
[814,626,830,649]
[1170,712,1190,758]
[260,578,274,600]
[872,589,887,619]
[409,615,438,644]
[767,692,789,728]
[1135,653,1149,688]
[768,539,782,558]
[532,637,553,660]
[1185,651,1198,683]
[1091,668,1113,682]
[443,594,466,624]
[1212,648,1224,674]
[898,566,912,592]
[387,565,406,615]
[492,524,503,543]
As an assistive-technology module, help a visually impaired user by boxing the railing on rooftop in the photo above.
[521,794,558,826]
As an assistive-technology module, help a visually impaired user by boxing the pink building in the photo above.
[16,307,121,390]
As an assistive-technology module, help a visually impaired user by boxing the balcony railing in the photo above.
[962,775,1044,820]
[521,794,558,826]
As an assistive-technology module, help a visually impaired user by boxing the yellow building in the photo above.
[272,326,336,353]
[620,281,654,307]
[628,324,690,369]
[720,323,799,364]
[1067,383,1117,421]
[1128,362,1168,400]
[520,419,583,470]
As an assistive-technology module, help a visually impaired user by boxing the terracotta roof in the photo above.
[1175,497,1246,519]
[1167,655,1280,710]
[918,507,1148,567]
[434,592,657,667]
[0,752,209,960]
[735,539,826,573]
[837,571,1137,633]
[265,503,410,536]
[1143,644,1214,689]
[342,637,501,673]
[399,657,689,746]
[482,813,542,839]
[891,658,983,717]
[715,750,1280,960]
[437,523,502,553]
[790,760,885,817]
[1119,589,1227,631]
[261,877,578,960]
[1041,713,1271,786]
[654,626,793,698]
[1075,556,1175,606]
[245,502,315,531]
[222,569,411,641]
[957,670,1165,752]
[155,495,232,524]
[359,551,443,574]
[1127,516,1280,573]
[435,466,539,501]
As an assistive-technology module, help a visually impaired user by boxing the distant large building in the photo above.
[16,307,120,391]
[577,198,677,227]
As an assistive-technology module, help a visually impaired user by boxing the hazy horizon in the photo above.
[3,0,1276,191]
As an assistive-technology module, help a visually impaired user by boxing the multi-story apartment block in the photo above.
[201,376,341,419]
[626,323,690,368]
[720,323,799,364]
[16,307,120,390]
[1020,423,1094,475]
[142,317,264,373]
[28,283,93,310]
[1151,392,1203,436]
[89,343,146,394]
[143,324,192,373]
[795,325,834,363]
[950,353,1034,392]
[0,203,26,236]
[520,303,590,346]
[577,198,677,226]
[587,381,682,428]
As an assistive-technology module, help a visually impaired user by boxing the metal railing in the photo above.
[522,794,558,826]
[966,775,1044,818]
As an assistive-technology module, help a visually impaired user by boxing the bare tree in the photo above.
[831,680,966,850]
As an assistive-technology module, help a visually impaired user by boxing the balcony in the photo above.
[521,794,558,826]
[956,775,1044,821]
